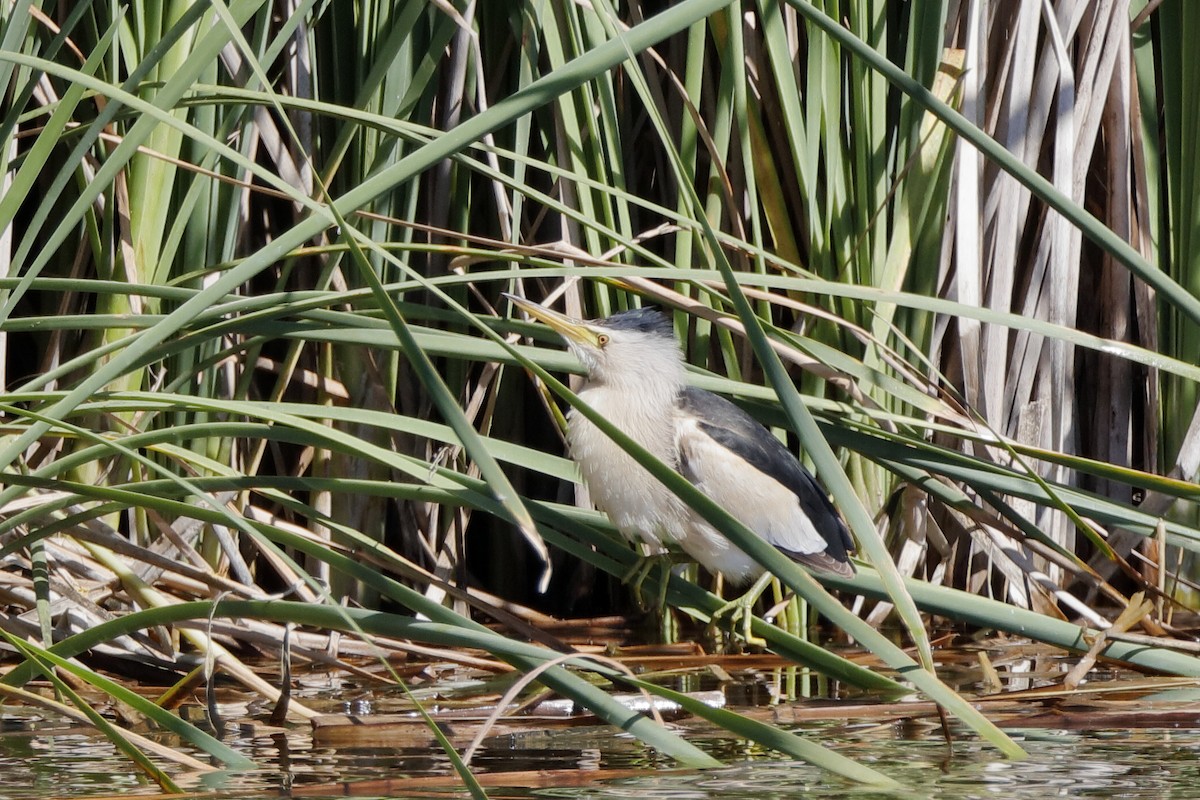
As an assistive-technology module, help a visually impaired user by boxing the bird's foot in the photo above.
[705,571,776,650]
[621,547,676,611]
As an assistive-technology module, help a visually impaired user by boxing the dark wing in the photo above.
[678,387,854,575]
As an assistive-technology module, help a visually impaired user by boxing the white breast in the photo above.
[567,387,689,550]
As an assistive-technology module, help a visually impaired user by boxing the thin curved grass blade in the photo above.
[1,633,183,791]
[0,634,254,769]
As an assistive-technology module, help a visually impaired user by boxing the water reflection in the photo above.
[4,655,1200,800]
[1,721,1199,799]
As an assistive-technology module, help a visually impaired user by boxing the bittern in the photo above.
[508,296,854,640]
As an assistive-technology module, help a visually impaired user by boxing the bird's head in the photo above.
[506,295,684,390]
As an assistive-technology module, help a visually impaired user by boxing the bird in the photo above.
[507,294,854,640]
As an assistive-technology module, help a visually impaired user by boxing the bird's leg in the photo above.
[621,543,675,611]
[706,571,777,648]
[620,544,685,643]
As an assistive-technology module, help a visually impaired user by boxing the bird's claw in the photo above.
[705,571,776,650]
[621,548,674,611]
[706,599,765,649]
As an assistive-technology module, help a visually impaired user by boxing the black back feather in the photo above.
[678,386,854,563]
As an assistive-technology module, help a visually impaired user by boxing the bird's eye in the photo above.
[597,333,610,346]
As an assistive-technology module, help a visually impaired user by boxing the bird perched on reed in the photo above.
[508,295,854,640]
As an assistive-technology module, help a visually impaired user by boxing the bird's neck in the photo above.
[574,361,685,464]
[588,357,686,410]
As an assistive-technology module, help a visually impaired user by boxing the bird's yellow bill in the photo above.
[505,294,603,348]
